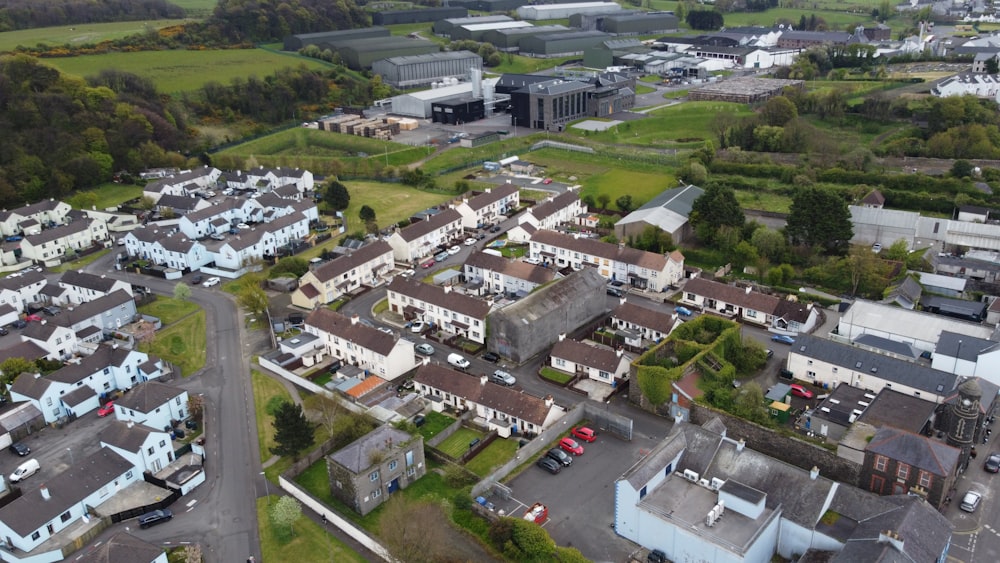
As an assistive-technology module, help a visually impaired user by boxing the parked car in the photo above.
[399,269,415,278]
[542,178,552,184]
[789,384,814,400]
[10,320,26,329]
[98,401,115,417]
[559,437,584,456]
[766,349,774,360]
[985,453,1000,473]
[464,237,477,246]
[191,275,204,285]
[571,426,597,443]
[8,442,29,456]
[490,225,502,233]
[647,549,668,563]
[961,490,982,513]
[410,321,425,333]
[872,243,882,253]
[546,448,573,467]
[607,287,624,297]
[421,259,435,269]
[202,277,221,287]
[138,509,173,529]
[536,457,562,474]
[447,246,461,255]
[490,370,516,386]
[413,343,434,356]
[482,351,500,363]
[42,306,61,316]
[434,251,450,262]
[674,306,692,317]
[778,368,794,381]
[209,233,225,241]
[447,353,470,370]
[236,223,249,229]
[25,314,42,322]
[771,334,795,345]
[0,327,7,336]
[9,459,39,483]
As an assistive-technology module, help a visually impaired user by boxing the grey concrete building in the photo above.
[373,7,467,26]
[433,15,513,38]
[571,10,639,31]
[372,51,483,89]
[520,30,612,58]
[614,184,704,243]
[486,267,607,364]
[509,72,635,131]
[283,27,389,51]
[602,12,679,36]
[451,20,533,42]
[483,25,573,52]
[336,37,440,70]
[327,426,426,516]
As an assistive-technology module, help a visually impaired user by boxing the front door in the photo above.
[387,478,399,494]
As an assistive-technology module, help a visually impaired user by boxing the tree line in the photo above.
[0,0,183,32]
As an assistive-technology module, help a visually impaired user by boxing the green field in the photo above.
[169,0,219,17]
[138,311,206,377]
[216,127,428,170]
[138,297,201,325]
[0,20,195,52]
[67,182,142,210]
[566,101,750,148]
[257,497,367,563]
[43,48,331,94]
[339,180,452,235]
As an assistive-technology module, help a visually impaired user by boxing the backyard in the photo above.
[256,496,367,563]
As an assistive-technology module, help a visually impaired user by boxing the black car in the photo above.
[191,274,203,285]
[490,225,502,233]
[482,352,500,363]
[10,320,26,329]
[536,457,561,474]
[138,509,173,529]
[546,448,573,467]
[0,327,7,336]
[8,442,29,456]
[606,287,624,297]
[986,453,1000,473]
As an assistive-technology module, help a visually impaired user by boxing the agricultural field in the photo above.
[338,180,452,235]
[0,20,195,53]
[42,48,331,94]
[566,101,751,149]
[168,0,219,18]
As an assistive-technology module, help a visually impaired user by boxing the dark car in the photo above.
[41,306,61,316]
[648,549,667,563]
[0,327,7,336]
[607,287,624,297]
[546,448,573,467]
[536,457,561,474]
[10,320,26,329]
[191,274,204,285]
[8,442,29,456]
[482,352,500,363]
[986,453,1000,473]
[490,225,502,233]
[138,509,172,529]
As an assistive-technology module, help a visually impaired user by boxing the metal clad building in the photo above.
[517,2,622,21]
[520,30,611,58]
[390,77,500,118]
[283,27,389,51]
[433,15,512,37]
[571,10,638,30]
[373,51,483,88]
[452,21,534,42]
[482,25,572,52]
[373,7,468,26]
[602,13,679,36]
[338,37,440,70]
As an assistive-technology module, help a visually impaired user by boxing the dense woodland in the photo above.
[0,0,184,32]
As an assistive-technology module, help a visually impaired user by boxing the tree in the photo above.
[951,159,974,179]
[270,495,302,537]
[615,194,635,213]
[378,496,453,563]
[785,187,852,254]
[596,193,611,209]
[359,205,376,223]
[308,394,344,439]
[0,357,36,387]
[759,96,797,127]
[690,184,745,247]
[237,284,268,319]
[750,227,787,263]
[271,257,309,278]
[173,282,191,301]
[187,394,205,419]
[270,401,314,458]
[845,245,889,297]
[686,9,724,30]
[323,179,350,210]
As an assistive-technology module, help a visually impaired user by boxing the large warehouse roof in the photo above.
[461,21,533,32]
[404,77,499,100]
[527,1,620,10]
[341,36,438,53]
[379,51,481,66]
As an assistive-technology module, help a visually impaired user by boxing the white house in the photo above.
[387,208,464,263]
[932,73,1000,102]
[610,299,678,344]
[386,277,492,344]
[304,308,420,381]
[0,269,47,313]
[453,184,519,229]
[462,250,557,296]
[20,321,78,360]
[99,420,176,474]
[18,219,110,264]
[291,241,395,308]
[0,199,72,237]
[518,189,585,231]
[177,197,262,238]
[142,167,222,202]
[680,278,820,334]
[58,270,133,304]
[114,380,190,432]
[529,230,684,292]
[549,337,631,385]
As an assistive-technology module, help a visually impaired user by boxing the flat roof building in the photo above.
[520,30,612,58]
[373,7,467,26]
[372,51,483,89]
[517,2,622,21]
[451,21,534,42]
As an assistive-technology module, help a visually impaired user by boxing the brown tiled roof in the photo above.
[683,278,781,314]
[0,341,47,364]
[528,190,580,221]
[299,283,319,299]
[861,190,885,206]
[413,364,552,425]
[311,241,392,283]
[531,230,667,271]
[464,251,556,284]
[464,184,518,211]
[386,277,491,319]
[305,308,396,356]
[550,339,624,373]
[397,208,462,242]
[612,301,675,334]
[346,375,387,398]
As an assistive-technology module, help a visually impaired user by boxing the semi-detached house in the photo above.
[0,269,47,313]
[518,189,585,231]
[57,270,133,304]
[680,277,819,334]
[19,219,110,264]
[386,277,491,344]
[0,199,72,237]
[462,250,557,296]
[609,299,678,344]
[291,241,394,308]
[304,308,420,381]
[453,184,520,229]
[387,208,464,263]
[114,380,189,432]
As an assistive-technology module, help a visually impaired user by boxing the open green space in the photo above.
[168,0,218,17]
[251,370,293,462]
[580,168,674,210]
[44,49,331,94]
[67,182,142,210]
[540,367,574,384]
[465,437,519,477]
[416,411,455,440]
[339,180,451,235]
[487,54,580,75]
[139,310,205,377]
[733,188,793,214]
[138,296,201,325]
[257,496,367,563]
[436,427,484,458]
[0,20,195,52]
[635,84,655,95]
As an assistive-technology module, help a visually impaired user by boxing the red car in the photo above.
[97,401,115,417]
[420,259,435,269]
[789,384,814,400]
[25,314,42,322]
[542,178,552,184]
[571,426,596,443]
[559,437,584,456]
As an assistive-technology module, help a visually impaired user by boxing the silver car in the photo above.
[491,370,516,386]
[961,490,982,512]
[415,343,435,355]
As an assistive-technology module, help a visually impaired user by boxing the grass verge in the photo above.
[50,249,111,273]
[540,367,573,384]
[138,311,205,377]
[138,297,200,325]
[257,496,367,563]
[251,370,293,463]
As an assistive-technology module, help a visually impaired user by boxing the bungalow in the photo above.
[99,420,176,473]
[18,219,110,264]
[609,299,678,345]
[0,199,72,237]
[386,277,492,344]
[412,363,564,436]
[529,230,684,291]
[291,241,395,309]
[518,189,585,231]
[327,426,426,516]
[386,208,464,263]
[58,270,133,304]
[453,184,520,229]
[680,278,819,333]
[114,380,190,431]
[462,250,557,297]
[549,337,631,385]
[303,308,420,381]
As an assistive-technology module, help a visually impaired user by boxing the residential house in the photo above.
[386,208,464,263]
[413,363,563,436]
[18,219,110,264]
[124,227,211,272]
[99,420,176,473]
[860,189,885,209]
[882,276,922,309]
[154,194,210,216]
[177,197,262,239]
[52,289,138,344]
[327,425,425,516]
[613,184,704,244]
[142,167,222,202]
[58,270,133,304]
[807,385,937,449]
[861,426,959,509]
[787,334,959,403]
[386,277,491,344]
[680,278,819,333]
[518,189,585,231]
[114,380,190,431]
[226,166,314,193]
[505,222,537,243]
[76,533,167,563]
[291,241,394,308]
[453,184,520,229]
[837,300,993,353]
[549,337,631,385]
[614,421,953,562]
[462,250,557,297]
[20,321,77,360]
[0,449,141,554]
[931,73,1000,102]
[0,270,47,313]
[0,199,72,237]
[529,230,684,291]
[304,308,420,381]
[609,299,678,345]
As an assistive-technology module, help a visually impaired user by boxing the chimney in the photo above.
[745,286,752,294]
[616,348,624,358]
[736,439,746,452]
[480,375,488,386]
[878,530,904,552]
[127,420,134,429]
[544,394,554,407]
[810,466,820,480]
[350,314,359,325]
[40,485,50,500]
[444,285,452,294]
[619,296,626,305]
[34,372,41,379]
[558,333,566,342]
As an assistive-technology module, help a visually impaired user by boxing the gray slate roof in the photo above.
[936,330,999,361]
[75,532,164,563]
[329,425,413,474]
[865,426,960,478]
[115,380,185,413]
[59,270,121,294]
[100,420,159,452]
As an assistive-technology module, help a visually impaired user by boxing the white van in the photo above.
[448,353,470,370]
[10,459,39,483]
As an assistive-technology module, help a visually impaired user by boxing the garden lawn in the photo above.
[436,428,484,458]
[67,183,142,210]
[417,411,455,440]
[465,437,519,477]
[257,497,367,563]
[251,370,293,462]
[540,367,573,384]
[0,20,194,52]
[216,128,427,169]
[138,297,200,325]
[339,181,451,235]
[733,189,793,214]
[44,49,331,94]
[139,311,205,377]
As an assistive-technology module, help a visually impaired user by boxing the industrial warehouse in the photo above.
[283,27,439,69]
[516,1,622,21]
[372,6,467,26]
[520,30,612,58]
[372,51,484,89]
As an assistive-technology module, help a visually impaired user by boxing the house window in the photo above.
[918,471,932,488]
[639,486,647,499]
[555,358,565,367]
[31,531,40,541]
[60,510,72,523]
[407,466,416,476]
[126,471,133,479]
[746,310,757,318]
[46,398,53,406]
[372,488,382,499]
[897,464,910,480]
[176,397,181,405]
[389,460,397,471]
[874,455,887,472]
[599,371,610,379]
[405,451,414,467]
[369,470,379,482]
[147,447,154,455]
[159,440,166,448]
